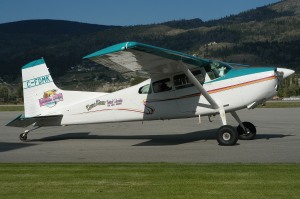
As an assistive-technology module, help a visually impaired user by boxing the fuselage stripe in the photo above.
[207,75,276,94]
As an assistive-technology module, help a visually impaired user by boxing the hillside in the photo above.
[0,20,119,81]
[0,0,300,85]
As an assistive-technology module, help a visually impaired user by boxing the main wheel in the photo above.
[19,133,27,141]
[237,122,256,140]
[217,125,238,146]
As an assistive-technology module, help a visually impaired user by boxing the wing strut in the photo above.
[180,63,220,109]
[180,62,228,125]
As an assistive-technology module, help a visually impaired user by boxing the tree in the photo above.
[0,85,9,102]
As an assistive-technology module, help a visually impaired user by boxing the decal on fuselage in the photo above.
[39,89,63,108]
[86,100,106,111]
[86,98,123,111]
[107,98,123,107]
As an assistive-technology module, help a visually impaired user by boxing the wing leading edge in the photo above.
[83,42,210,78]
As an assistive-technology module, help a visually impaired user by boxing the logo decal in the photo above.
[86,98,123,111]
[86,100,106,111]
[39,89,63,108]
[107,98,123,107]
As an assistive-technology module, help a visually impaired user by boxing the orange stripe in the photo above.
[208,76,276,94]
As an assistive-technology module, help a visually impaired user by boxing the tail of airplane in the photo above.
[22,58,62,117]
[7,58,106,128]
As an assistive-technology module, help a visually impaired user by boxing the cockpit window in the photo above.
[206,61,231,80]
[152,78,172,93]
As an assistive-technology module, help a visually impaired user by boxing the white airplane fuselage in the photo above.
[56,68,279,126]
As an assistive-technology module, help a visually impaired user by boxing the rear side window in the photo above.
[152,78,172,93]
[174,70,204,90]
[138,84,152,94]
[174,74,192,89]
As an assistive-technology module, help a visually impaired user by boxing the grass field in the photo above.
[0,163,299,199]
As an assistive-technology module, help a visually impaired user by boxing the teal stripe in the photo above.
[208,67,275,83]
[22,58,45,69]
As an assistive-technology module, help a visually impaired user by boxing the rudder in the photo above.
[22,58,62,117]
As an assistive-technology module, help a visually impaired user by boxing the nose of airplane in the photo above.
[277,68,295,79]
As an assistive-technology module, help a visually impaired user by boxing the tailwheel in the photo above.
[18,127,40,142]
[19,130,30,142]
[217,125,238,146]
[237,122,256,140]
[19,132,28,141]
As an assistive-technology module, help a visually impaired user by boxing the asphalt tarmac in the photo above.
[0,108,299,163]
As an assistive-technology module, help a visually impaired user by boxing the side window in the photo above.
[192,70,205,84]
[211,62,228,77]
[138,84,152,94]
[174,74,192,89]
[152,78,172,93]
[207,71,218,80]
[174,70,204,90]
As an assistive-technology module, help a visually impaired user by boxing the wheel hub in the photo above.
[223,132,231,141]
[244,128,250,135]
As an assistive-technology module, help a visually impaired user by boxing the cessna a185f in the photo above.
[7,42,294,146]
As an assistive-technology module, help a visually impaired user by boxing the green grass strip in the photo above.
[0,163,299,199]
[0,106,24,111]
[258,101,300,108]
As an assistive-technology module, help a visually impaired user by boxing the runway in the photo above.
[0,108,299,163]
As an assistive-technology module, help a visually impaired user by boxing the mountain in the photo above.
[0,20,120,81]
[0,19,120,35]
[271,0,300,14]
[0,0,300,84]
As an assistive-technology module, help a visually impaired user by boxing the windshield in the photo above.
[205,61,232,80]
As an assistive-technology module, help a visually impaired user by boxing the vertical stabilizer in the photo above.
[22,58,61,117]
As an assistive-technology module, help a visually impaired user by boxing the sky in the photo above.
[0,0,280,26]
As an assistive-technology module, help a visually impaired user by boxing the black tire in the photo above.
[19,133,27,141]
[217,125,238,146]
[237,122,256,140]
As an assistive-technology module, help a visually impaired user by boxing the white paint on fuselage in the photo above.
[59,70,277,126]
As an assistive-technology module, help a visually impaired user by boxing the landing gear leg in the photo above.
[19,126,41,141]
[231,111,256,140]
[216,109,238,146]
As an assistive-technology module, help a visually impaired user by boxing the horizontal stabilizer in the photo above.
[6,114,63,128]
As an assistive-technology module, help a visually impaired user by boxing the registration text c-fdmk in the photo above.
[23,75,52,89]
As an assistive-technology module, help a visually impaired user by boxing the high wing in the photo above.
[84,42,220,110]
[83,42,210,78]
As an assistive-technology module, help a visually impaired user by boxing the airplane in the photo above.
[6,41,295,146]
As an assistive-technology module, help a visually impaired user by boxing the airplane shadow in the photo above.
[0,132,293,153]
[255,134,294,140]
[0,142,37,152]
[29,130,294,146]
[30,129,217,146]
